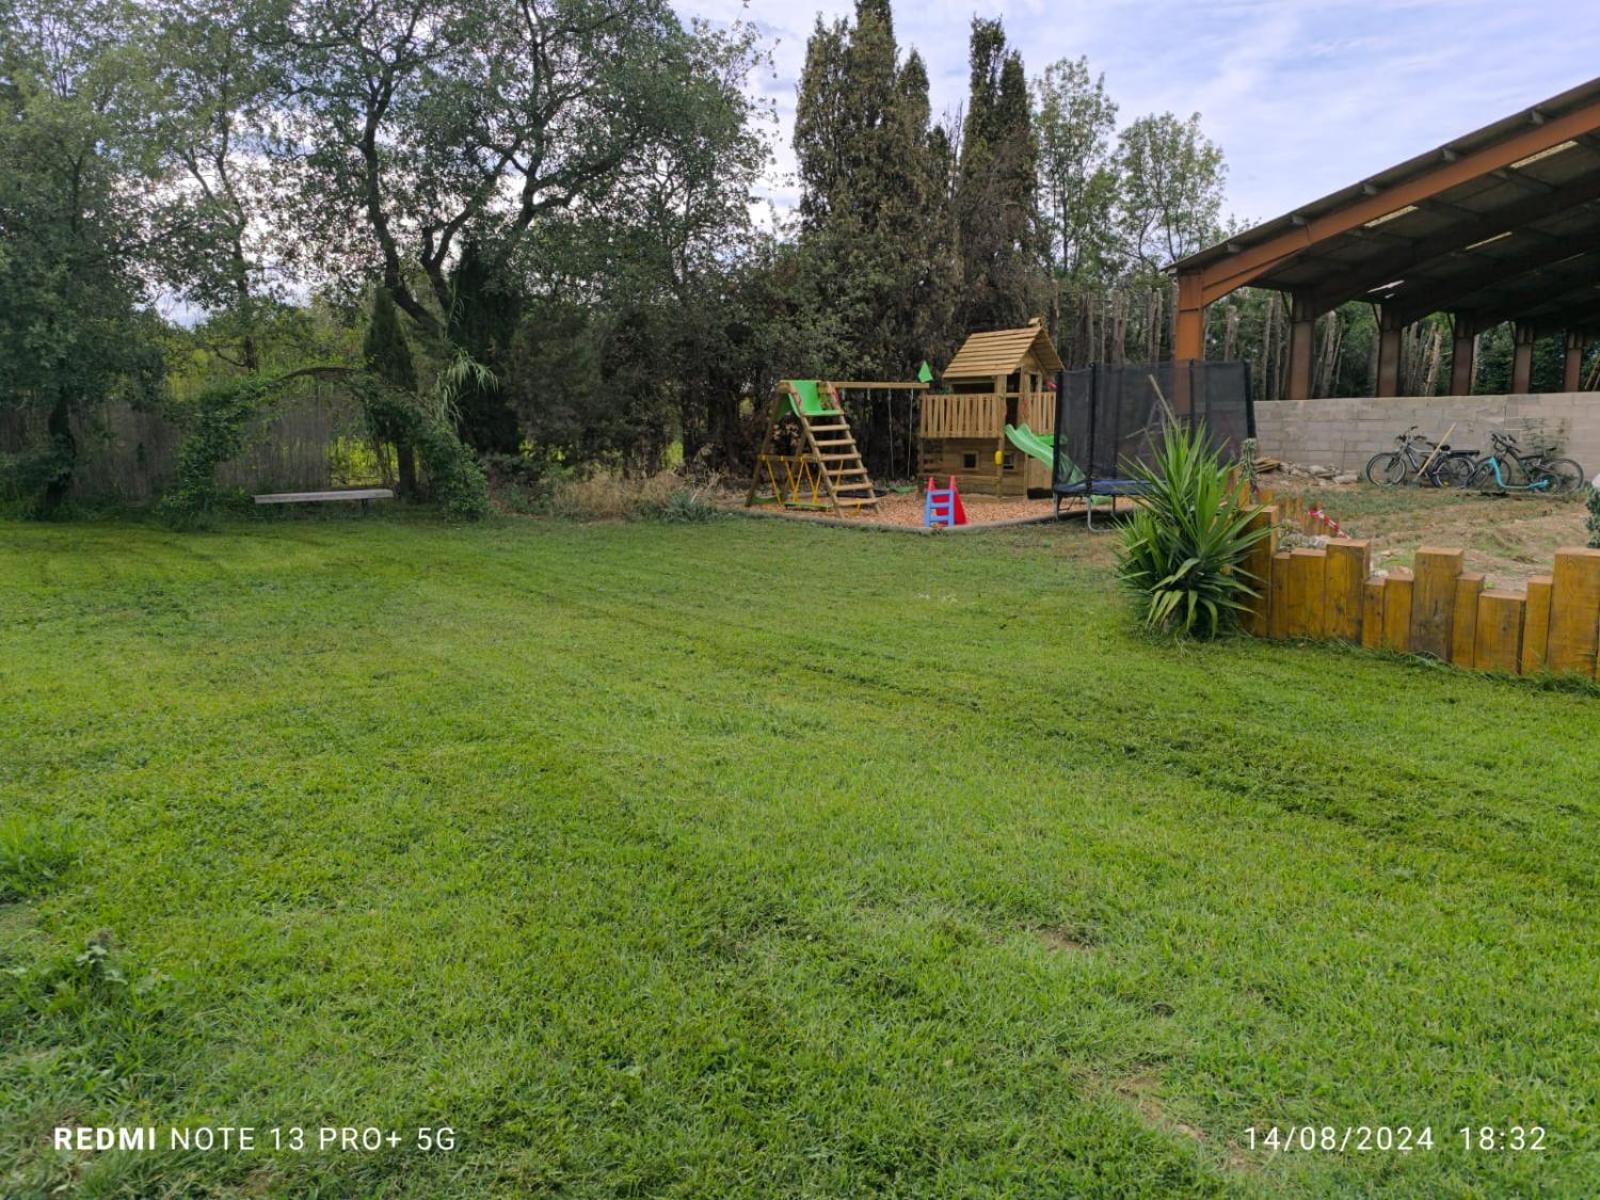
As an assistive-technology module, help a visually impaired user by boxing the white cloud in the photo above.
[679,0,1600,231]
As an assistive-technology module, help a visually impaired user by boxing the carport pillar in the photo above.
[1511,324,1536,394]
[1375,309,1403,398]
[1173,271,1205,416]
[1286,296,1316,401]
[1562,332,1586,392]
[1450,318,1477,397]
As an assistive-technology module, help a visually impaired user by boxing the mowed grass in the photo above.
[1,514,1597,1198]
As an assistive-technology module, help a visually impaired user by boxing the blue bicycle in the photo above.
[1466,432,1584,495]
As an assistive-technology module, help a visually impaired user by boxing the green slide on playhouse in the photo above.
[780,380,841,417]
[1004,423,1087,486]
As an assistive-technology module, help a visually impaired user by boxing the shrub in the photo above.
[1118,422,1272,638]
[547,471,721,522]
[1587,477,1600,550]
[641,485,718,523]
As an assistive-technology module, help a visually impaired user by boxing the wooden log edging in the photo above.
[1242,504,1600,683]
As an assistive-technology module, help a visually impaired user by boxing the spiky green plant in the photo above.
[1118,422,1272,638]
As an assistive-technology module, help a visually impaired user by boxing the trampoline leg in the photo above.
[1086,501,1095,532]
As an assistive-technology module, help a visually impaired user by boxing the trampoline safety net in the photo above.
[1053,361,1255,497]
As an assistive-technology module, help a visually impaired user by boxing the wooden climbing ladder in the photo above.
[746,380,879,515]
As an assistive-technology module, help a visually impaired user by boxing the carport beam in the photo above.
[1286,297,1316,401]
[1511,324,1536,393]
[1375,311,1403,398]
[1173,272,1206,415]
[1450,321,1476,397]
[1563,332,1587,392]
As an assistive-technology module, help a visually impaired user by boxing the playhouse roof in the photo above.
[942,324,1063,380]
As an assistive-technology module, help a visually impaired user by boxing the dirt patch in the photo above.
[1035,925,1096,954]
[1260,477,1592,590]
[1107,1071,1207,1144]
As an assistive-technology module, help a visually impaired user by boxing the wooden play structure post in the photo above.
[745,378,926,517]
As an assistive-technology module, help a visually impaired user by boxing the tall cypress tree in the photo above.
[955,18,1046,331]
[792,0,958,386]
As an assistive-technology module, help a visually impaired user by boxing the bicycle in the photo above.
[1464,432,1585,495]
[1364,426,1478,488]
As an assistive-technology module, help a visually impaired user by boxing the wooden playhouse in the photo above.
[919,322,1063,497]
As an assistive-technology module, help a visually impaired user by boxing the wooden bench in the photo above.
[253,488,394,512]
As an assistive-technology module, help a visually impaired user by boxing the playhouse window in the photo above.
[1002,453,1016,471]
[962,452,978,470]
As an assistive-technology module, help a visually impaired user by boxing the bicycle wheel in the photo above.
[1468,460,1504,492]
[1433,454,1477,489]
[1535,458,1585,495]
[1365,452,1408,486]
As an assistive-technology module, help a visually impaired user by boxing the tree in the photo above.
[147,0,283,374]
[1115,112,1225,274]
[0,0,164,512]
[955,18,1044,331]
[270,0,758,452]
[362,287,419,495]
[1033,57,1119,280]
[792,0,958,388]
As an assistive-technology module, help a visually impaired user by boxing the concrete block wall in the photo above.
[1254,394,1600,476]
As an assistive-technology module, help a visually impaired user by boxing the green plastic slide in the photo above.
[781,380,841,418]
[1004,422,1054,465]
[1005,422,1088,484]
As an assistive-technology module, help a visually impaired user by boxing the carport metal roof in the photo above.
[1170,77,1600,396]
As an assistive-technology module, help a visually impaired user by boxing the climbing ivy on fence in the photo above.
[161,368,488,523]
[162,376,282,519]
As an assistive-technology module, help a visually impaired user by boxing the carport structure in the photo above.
[1172,77,1600,400]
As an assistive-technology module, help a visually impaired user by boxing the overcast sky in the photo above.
[683,0,1600,230]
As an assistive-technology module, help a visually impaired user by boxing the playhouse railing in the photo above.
[919,393,1055,439]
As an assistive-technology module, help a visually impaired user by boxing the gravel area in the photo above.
[743,489,1085,528]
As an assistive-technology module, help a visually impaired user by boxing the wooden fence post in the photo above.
[1546,548,1600,676]
[1411,547,1464,660]
[1324,540,1370,643]
[1287,549,1327,639]
[1382,570,1414,653]
[1474,590,1525,673]
[1361,577,1386,650]
[1241,505,1279,637]
[1269,551,1292,640]
[1521,576,1553,675]
[1451,573,1484,666]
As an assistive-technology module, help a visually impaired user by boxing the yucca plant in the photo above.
[1118,421,1272,638]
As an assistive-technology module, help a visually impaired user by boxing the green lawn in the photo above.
[2,514,1597,1197]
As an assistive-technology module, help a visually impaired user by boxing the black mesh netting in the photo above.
[1053,361,1255,496]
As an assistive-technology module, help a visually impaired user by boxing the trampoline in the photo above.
[1052,361,1255,526]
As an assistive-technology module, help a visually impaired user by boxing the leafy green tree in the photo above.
[1033,57,1119,281]
[487,14,770,473]
[1115,112,1225,274]
[146,0,283,373]
[269,0,721,449]
[0,0,164,512]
